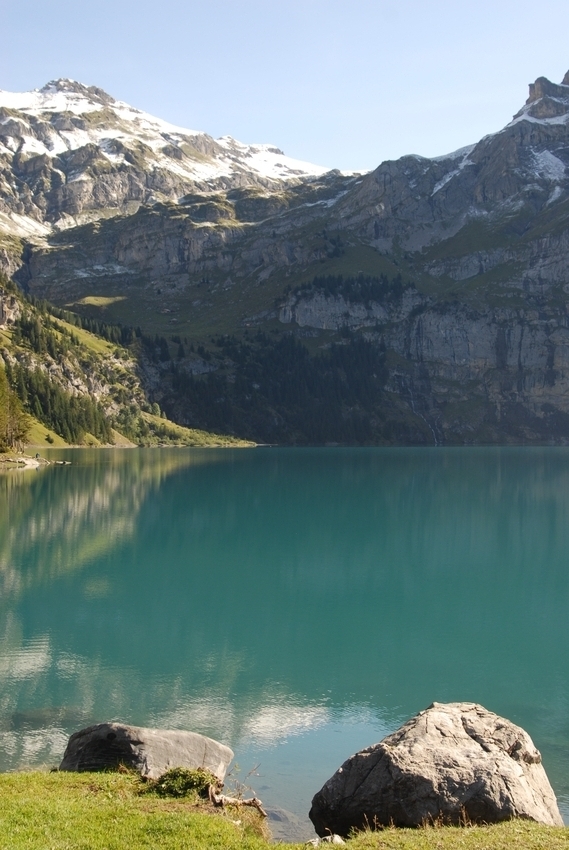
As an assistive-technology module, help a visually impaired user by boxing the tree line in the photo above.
[22,293,194,367]
[1,278,115,446]
[0,366,29,450]
[27,297,140,347]
[165,331,389,444]
[11,312,79,360]
[291,273,410,306]
[5,361,112,445]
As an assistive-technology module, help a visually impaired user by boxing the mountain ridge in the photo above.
[0,78,332,241]
[3,70,569,445]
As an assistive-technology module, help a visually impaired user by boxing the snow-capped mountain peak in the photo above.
[0,78,114,116]
[0,79,330,236]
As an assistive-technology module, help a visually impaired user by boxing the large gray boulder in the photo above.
[59,722,233,782]
[309,702,563,836]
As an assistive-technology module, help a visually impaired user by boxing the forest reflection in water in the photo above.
[1,447,568,824]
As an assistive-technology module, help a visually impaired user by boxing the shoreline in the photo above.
[0,453,50,469]
[0,770,568,848]
[0,443,258,470]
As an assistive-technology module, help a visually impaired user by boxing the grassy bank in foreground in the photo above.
[0,772,568,850]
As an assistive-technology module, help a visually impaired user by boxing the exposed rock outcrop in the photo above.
[0,290,20,327]
[59,722,233,781]
[275,282,569,444]
[309,702,563,837]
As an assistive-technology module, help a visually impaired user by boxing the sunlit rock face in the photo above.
[338,71,569,249]
[0,290,20,327]
[2,71,568,269]
[59,722,233,781]
[7,70,567,280]
[309,702,564,836]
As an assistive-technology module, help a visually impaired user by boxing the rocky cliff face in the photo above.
[276,283,569,444]
[0,289,20,327]
[3,72,569,444]
[14,72,569,290]
[272,71,569,443]
[340,74,569,250]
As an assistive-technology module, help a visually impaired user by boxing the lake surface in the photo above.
[1,447,568,836]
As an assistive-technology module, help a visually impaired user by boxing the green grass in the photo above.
[0,327,15,349]
[23,412,250,450]
[25,417,69,448]
[349,820,569,849]
[140,412,255,447]
[71,296,128,308]
[0,231,23,262]
[50,316,117,355]
[0,772,567,850]
[0,771,271,850]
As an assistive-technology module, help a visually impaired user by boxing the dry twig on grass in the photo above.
[208,784,267,818]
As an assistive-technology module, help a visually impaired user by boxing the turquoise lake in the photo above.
[1,447,568,835]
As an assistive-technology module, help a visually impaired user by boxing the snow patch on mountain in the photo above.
[547,185,564,205]
[217,136,329,180]
[533,150,566,182]
[0,81,104,116]
[509,111,569,128]
[74,263,135,278]
[431,144,476,164]
[0,79,328,183]
[431,150,474,195]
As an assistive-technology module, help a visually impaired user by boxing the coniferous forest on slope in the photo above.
[165,332,393,445]
[3,273,427,447]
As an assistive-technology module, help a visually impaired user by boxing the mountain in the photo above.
[2,72,569,445]
[0,276,252,448]
[0,78,331,241]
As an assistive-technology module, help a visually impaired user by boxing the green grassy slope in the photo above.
[0,278,255,448]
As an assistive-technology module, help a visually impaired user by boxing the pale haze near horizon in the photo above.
[1,0,568,173]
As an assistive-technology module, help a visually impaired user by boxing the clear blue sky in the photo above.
[2,0,569,172]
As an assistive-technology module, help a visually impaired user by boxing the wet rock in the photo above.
[59,722,233,781]
[309,702,563,837]
[265,805,316,843]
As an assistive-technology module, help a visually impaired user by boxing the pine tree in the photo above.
[0,366,30,450]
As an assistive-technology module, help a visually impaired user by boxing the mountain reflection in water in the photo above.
[1,447,568,827]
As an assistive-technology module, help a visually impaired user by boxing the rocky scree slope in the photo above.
[4,73,569,443]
